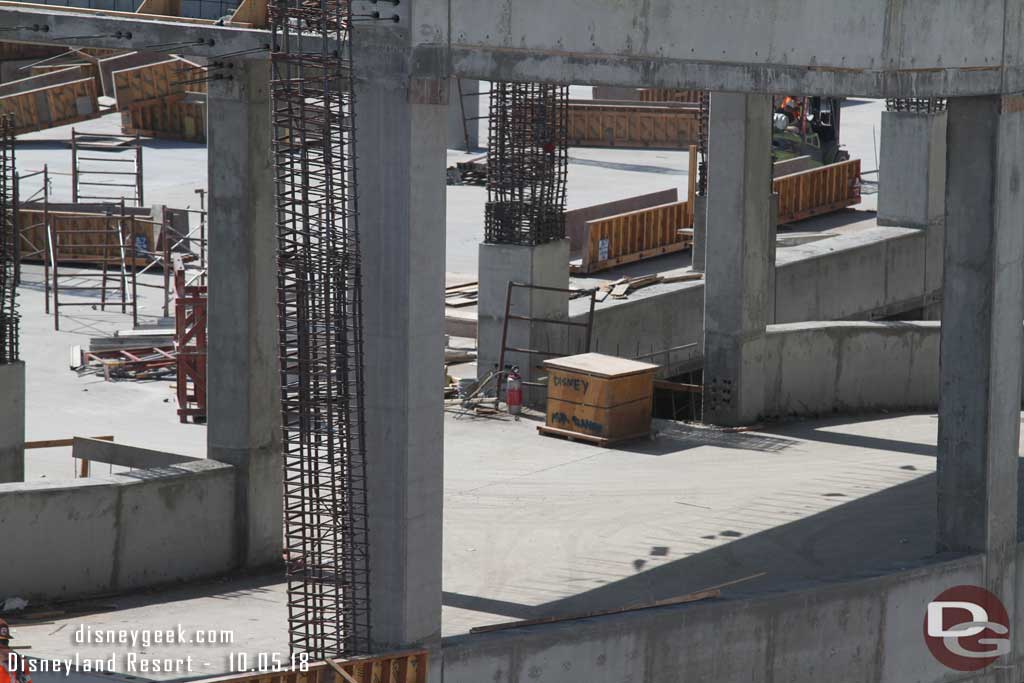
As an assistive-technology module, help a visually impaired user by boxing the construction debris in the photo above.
[446,157,488,186]
[593,271,704,302]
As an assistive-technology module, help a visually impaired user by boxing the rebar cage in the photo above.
[0,115,18,364]
[484,82,569,246]
[270,0,371,659]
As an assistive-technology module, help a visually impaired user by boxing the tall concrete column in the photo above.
[879,109,947,318]
[356,74,447,651]
[0,361,24,483]
[937,96,1022,603]
[477,239,570,405]
[206,59,282,569]
[448,77,480,150]
[702,92,773,426]
[691,195,707,273]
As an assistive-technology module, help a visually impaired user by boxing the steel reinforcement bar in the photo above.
[270,0,371,660]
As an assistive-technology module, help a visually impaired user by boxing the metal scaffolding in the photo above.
[484,82,568,245]
[270,0,371,660]
[0,115,17,364]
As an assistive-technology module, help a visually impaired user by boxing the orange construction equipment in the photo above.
[0,619,31,683]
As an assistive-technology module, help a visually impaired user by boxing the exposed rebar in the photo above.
[270,0,371,660]
[0,115,18,363]
[484,82,568,246]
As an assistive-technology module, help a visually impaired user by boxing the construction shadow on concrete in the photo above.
[445,470,941,626]
[623,421,801,455]
[567,156,684,175]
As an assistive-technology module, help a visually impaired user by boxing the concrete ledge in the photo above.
[763,321,940,418]
[574,225,936,378]
[0,454,236,601]
[442,550,1019,683]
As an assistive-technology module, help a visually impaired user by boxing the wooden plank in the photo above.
[26,435,113,449]
[543,352,658,379]
[229,0,268,28]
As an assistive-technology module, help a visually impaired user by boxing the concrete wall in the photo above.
[762,321,940,418]
[577,226,936,378]
[442,550,1023,683]
[0,445,236,601]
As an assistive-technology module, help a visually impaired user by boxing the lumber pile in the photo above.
[445,281,478,307]
[593,271,703,303]
[446,157,487,186]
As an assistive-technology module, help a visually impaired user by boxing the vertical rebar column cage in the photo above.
[270,0,371,659]
[485,82,569,245]
[697,91,709,197]
[0,115,17,363]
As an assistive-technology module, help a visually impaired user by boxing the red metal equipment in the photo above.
[173,254,206,423]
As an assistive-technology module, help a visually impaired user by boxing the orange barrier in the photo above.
[775,158,862,223]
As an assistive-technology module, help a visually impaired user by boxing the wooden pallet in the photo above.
[538,424,651,447]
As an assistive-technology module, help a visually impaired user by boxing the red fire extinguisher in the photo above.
[506,366,523,418]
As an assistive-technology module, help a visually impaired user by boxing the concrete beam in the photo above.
[0,4,271,58]
[206,58,282,570]
[702,92,773,426]
[938,96,1023,602]
[355,70,447,652]
[0,361,24,484]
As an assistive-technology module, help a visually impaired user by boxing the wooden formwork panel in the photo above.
[31,62,102,92]
[638,88,704,104]
[0,77,100,134]
[568,103,699,149]
[575,200,693,274]
[0,41,65,61]
[18,210,155,266]
[122,94,206,142]
[112,58,206,109]
[774,158,862,223]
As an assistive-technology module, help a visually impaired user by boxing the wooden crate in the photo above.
[573,200,693,275]
[540,353,658,445]
[568,102,700,149]
[774,158,862,223]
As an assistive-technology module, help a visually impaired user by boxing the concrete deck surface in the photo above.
[5,94,907,681]
[13,410,981,681]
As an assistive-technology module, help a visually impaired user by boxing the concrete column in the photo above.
[879,110,947,318]
[356,76,447,651]
[702,92,773,426]
[448,77,480,150]
[477,239,571,405]
[937,96,1023,602]
[0,361,24,483]
[691,195,707,273]
[206,59,282,569]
